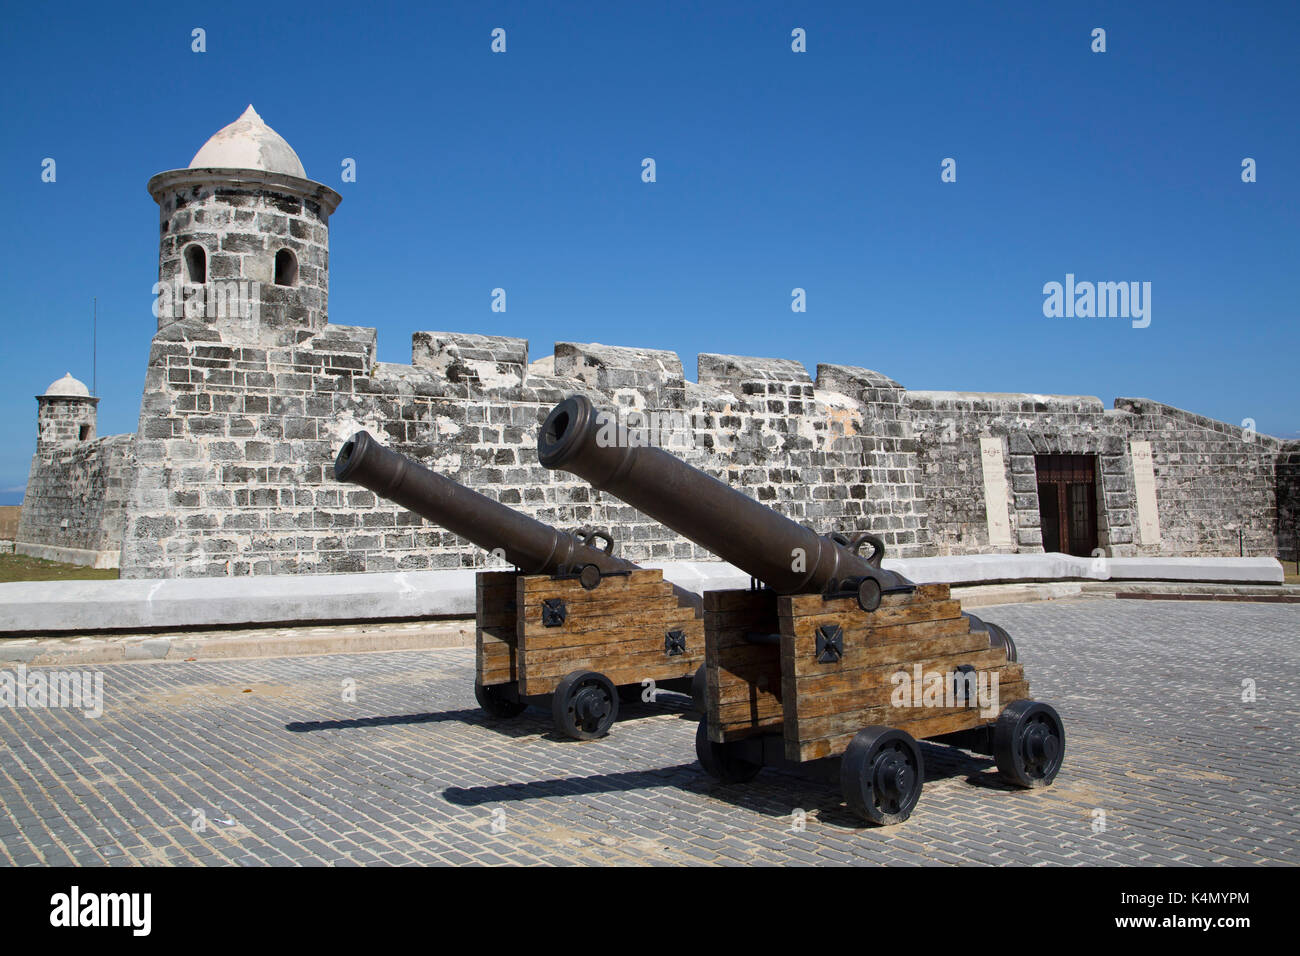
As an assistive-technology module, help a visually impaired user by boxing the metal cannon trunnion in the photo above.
[334,430,704,740]
[538,395,1065,825]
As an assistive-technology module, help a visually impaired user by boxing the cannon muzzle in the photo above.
[537,395,914,603]
[334,430,637,579]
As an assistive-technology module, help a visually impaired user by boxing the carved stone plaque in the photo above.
[979,436,1013,547]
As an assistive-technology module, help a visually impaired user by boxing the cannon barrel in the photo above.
[537,395,915,598]
[537,396,1015,658]
[334,430,638,579]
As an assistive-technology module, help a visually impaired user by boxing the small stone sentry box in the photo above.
[334,431,703,739]
[539,395,1066,825]
[36,373,98,449]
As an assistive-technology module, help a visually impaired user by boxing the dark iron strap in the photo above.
[815,624,843,663]
[541,598,567,627]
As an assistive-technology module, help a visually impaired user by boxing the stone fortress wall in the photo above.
[109,319,1298,579]
[117,327,939,577]
[15,434,135,568]
[18,318,1300,578]
[908,393,1292,559]
[14,379,137,569]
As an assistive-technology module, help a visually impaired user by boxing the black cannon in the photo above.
[335,430,704,740]
[538,395,1064,824]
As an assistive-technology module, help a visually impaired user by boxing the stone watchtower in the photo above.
[36,373,97,449]
[146,105,342,345]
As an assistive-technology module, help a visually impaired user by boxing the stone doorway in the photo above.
[1035,454,1098,556]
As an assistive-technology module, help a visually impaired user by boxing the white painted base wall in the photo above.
[14,542,120,569]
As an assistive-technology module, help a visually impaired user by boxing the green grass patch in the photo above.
[0,553,119,583]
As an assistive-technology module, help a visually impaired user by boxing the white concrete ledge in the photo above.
[1101,556,1285,583]
[14,542,120,569]
[885,553,1285,586]
[0,554,1284,634]
[0,568,480,634]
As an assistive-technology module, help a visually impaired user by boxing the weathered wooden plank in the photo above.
[519,637,706,680]
[521,658,703,697]
[703,642,784,671]
[477,605,518,629]
[715,691,786,726]
[705,625,784,654]
[711,666,788,705]
[704,589,784,742]
[780,625,990,679]
[792,680,1030,745]
[476,571,520,629]
[476,587,518,608]
[478,624,516,645]
[519,607,701,648]
[779,599,964,633]
[507,571,707,695]
[789,690,1032,762]
[708,656,782,719]
[475,624,518,686]
[779,583,951,618]
[703,588,776,612]
[709,678,783,735]
[703,606,783,631]
[520,568,663,595]
[784,667,1025,723]
[517,590,681,629]
[787,647,1013,700]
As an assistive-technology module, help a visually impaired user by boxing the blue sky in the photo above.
[1,1,1297,503]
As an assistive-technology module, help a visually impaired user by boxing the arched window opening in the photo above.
[274,248,298,287]
[183,244,207,284]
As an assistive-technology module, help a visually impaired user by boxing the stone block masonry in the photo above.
[1116,399,1294,559]
[148,169,338,348]
[17,321,1294,580]
[908,392,1136,555]
[15,434,135,568]
[908,392,1288,559]
[117,322,937,578]
[112,317,1294,580]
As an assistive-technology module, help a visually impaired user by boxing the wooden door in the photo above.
[1034,455,1098,556]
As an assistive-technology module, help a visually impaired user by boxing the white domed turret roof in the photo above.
[188,105,307,179]
[44,373,90,397]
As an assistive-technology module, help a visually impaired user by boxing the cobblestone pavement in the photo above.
[1,598,1295,866]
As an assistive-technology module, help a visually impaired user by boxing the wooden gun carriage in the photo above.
[335,431,704,740]
[538,396,1065,825]
[473,563,703,739]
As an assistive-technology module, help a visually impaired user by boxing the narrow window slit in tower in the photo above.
[274,248,298,287]
[184,244,207,283]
